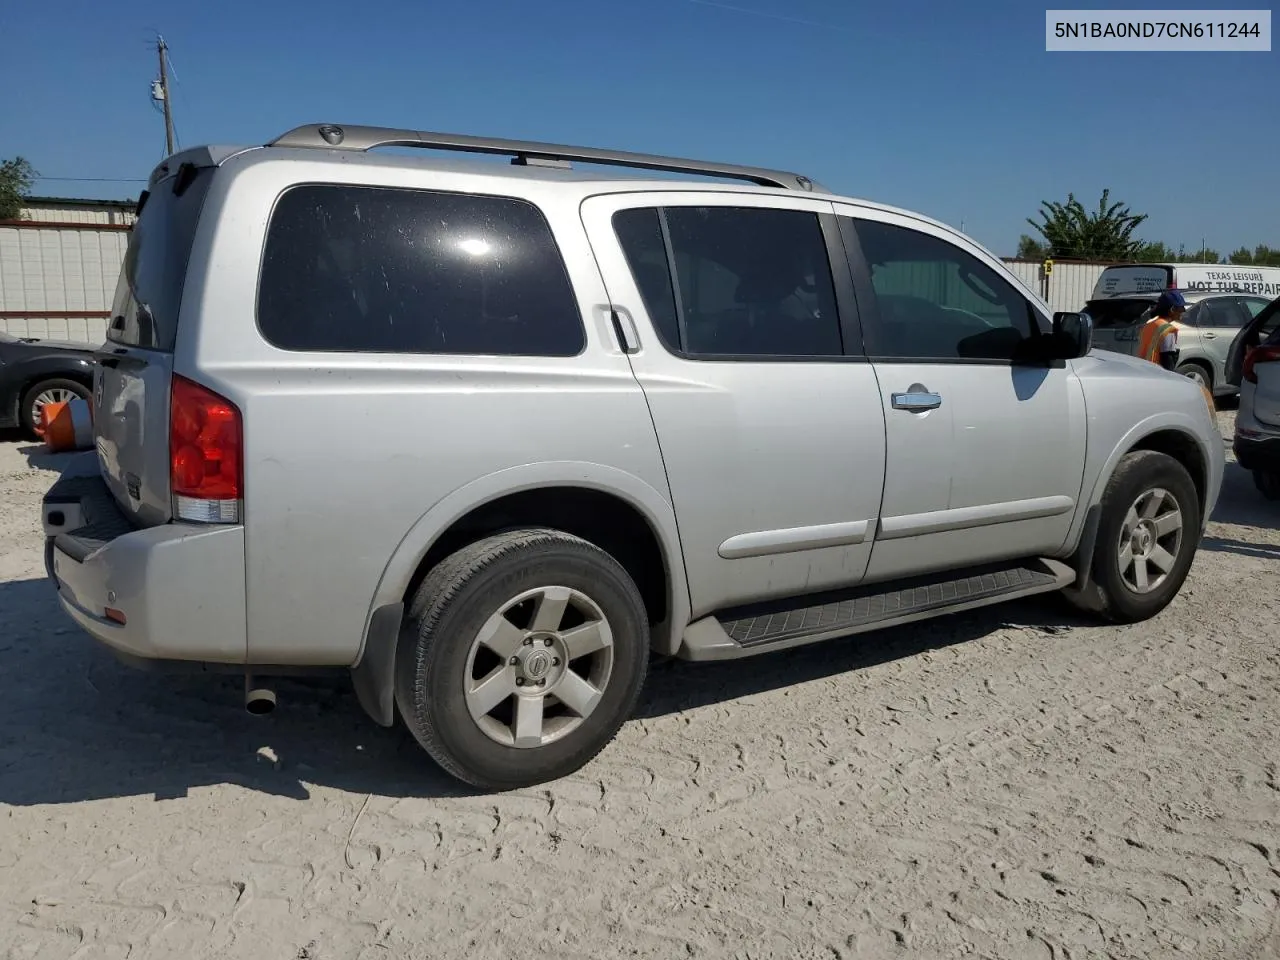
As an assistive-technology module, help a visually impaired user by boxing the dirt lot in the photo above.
[1,411,1277,960]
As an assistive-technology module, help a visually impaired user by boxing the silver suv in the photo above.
[42,123,1225,790]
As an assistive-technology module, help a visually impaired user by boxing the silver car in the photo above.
[42,123,1224,790]
[1086,289,1273,396]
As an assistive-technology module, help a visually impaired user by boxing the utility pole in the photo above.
[155,36,176,157]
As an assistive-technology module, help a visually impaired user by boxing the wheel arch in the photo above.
[14,362,95,427]
[1176,356,1214,388]
[1063,413,1215,588]
[364,462,691,662]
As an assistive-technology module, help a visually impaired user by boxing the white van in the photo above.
[1092,263,1280,299]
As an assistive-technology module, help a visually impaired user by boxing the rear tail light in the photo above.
[1242,345,1280,385]
[170,374,242,523]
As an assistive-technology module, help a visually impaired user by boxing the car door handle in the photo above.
[1202,332,1217,340]
[891,391,943,411]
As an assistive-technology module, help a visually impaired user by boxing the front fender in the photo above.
[1065,407,1223,558]
[362,460,691,659]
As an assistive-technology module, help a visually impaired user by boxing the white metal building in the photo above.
[1004,259,1108,314]
[0,197,134,343]
[18,196,137,227]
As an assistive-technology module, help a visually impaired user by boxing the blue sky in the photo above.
[1,0,1275,256]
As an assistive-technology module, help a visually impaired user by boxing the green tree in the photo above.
[1015,235,1048,259]
[1135,240,1177,262]
[1229,244,1280,267]
[1026,189,1148,260]
[1138,242,1222,263]
[0,157,37,220]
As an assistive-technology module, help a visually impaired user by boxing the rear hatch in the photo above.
[1226,295,1280,387]
[1092,264,1172,298]
[1085,296,1155,356]
[1246,326,1280,427]
[95,162,216,527]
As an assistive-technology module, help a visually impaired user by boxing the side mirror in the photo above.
[1052,311,1093,359]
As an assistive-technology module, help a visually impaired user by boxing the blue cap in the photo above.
[1156,290,1187,313]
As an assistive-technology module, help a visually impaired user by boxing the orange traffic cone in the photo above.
[42,397,94,452]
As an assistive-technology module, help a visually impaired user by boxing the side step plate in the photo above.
[678,558,1074,661]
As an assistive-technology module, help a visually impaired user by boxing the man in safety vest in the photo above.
[1137,290,1186,370]
[1138,289,1218,421]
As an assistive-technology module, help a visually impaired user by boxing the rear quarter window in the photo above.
[256,184,586,357]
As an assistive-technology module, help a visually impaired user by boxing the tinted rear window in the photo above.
[1085,298,1154,328]
[108,165,215,350]
[256,185,585,357]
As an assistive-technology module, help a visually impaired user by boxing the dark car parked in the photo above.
[0,331,98,437]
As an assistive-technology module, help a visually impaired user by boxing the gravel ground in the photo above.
[1,410,1278,960]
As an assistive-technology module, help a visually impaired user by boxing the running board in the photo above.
[677,558,1075,661]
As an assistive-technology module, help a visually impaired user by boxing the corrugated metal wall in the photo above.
[1003,260,1108,314]
[19,202,137,227]
[851,260,1107,318]
[0,225,126,343]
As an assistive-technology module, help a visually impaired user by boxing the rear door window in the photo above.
[257,184,585,357]
[1197,298,1250,329]
[612,205,844,358]
[108,165,216,351]
[1244,297,1273,318]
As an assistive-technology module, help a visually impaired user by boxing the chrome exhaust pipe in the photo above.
[245,675,277,715]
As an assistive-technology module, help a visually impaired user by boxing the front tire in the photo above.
[1086,450,1202,623]
[394,528,649,791]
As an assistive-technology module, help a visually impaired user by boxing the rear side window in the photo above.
[108,164,215,350]
[257,185,584,356]
[1196,298,1250,329]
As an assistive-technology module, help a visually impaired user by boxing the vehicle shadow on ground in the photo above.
[1201,536,1280,561]
[1210,462,1280,531]
[0,576,1087,807]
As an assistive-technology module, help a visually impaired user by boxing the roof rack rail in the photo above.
[268,123,825,193]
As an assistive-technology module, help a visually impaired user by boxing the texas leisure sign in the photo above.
[1183,267,1280,297]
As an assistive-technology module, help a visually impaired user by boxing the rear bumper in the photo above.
[42,454,248,664]
[1234,433,1280,473]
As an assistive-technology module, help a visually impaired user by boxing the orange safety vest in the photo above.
[1137,316,1178,362]
[1138,315,1217,418]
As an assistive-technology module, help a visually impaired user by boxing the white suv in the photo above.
[1230,294,1280,497]
[42,123,1224,790]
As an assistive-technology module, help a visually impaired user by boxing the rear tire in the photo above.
[394,527,649,791]
[1082,450,1202,624]
[1253,470,1280,501]
[20,377,90,439]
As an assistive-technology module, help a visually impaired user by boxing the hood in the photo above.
[1078,348,1170,379]
[17,336,101,354]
